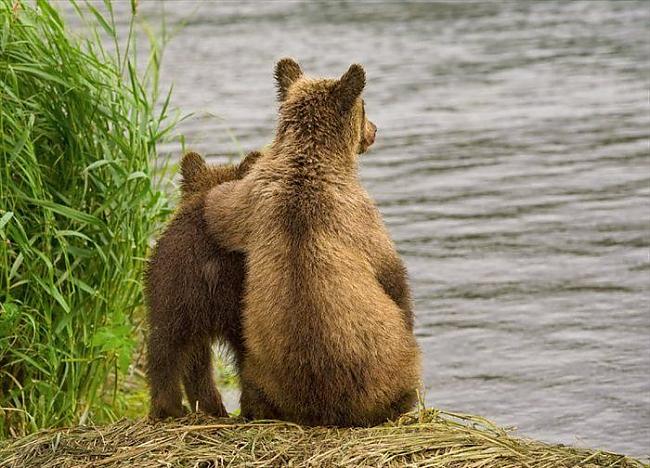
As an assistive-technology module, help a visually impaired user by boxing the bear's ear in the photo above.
[180,151,206,183]
[275,58,303,101]
[333,64,365,113]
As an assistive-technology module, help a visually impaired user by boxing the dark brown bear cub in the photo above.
[145,150,261,419]
[203,59,421,426]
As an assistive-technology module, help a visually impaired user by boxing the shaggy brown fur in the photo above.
[203,58,421,426]
[144,150,262,420]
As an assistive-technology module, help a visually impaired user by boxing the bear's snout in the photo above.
[365,120,377,148]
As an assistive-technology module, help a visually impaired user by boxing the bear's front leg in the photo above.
[375,253,413,330]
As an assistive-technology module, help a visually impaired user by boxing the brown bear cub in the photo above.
[203,58,421,426]
[145,150,262,419]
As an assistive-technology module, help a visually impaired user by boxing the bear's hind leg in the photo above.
[240,381,280,421]
[387,388,418,421]
[147,333,188,419]
[182,340,228,417]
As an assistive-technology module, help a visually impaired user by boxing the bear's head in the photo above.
[274,58,377,156]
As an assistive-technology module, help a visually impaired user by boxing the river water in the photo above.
[76,0,650,457]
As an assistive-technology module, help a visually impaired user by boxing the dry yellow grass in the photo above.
[0,408,646,467]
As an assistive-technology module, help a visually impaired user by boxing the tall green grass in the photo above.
[0,0,176,436]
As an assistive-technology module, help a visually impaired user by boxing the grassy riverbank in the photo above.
[0,0,174,436]
[0,408,646,467]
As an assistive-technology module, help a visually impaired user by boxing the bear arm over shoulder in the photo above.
[180,151,263,200]
[203,179,253,252]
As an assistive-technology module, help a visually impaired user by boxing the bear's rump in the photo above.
[242,269,418,422]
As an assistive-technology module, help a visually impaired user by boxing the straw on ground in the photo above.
[0,409,646,468]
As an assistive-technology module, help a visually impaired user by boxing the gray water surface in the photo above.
[96,1,650,457]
